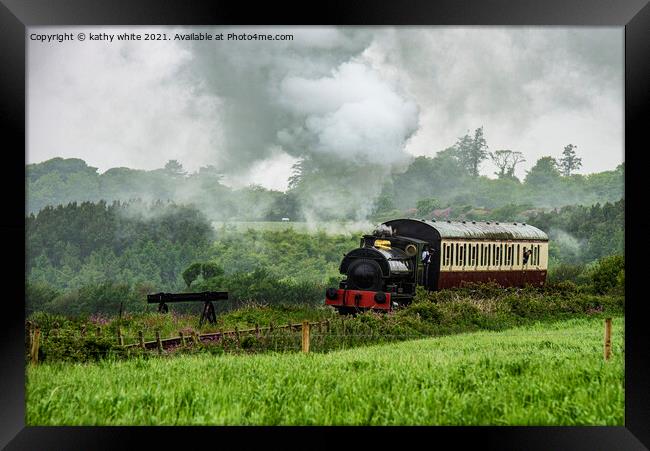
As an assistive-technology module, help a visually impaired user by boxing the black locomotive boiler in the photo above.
[325,218,548,314]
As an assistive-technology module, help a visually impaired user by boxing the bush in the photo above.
[590,255,624,294]
[26,282,60,315]
[548,263,588,284]
[28,311,74,335]
[406,302,443,323]
[38,331,124,363]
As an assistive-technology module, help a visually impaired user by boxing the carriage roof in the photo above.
[382,218,548,242]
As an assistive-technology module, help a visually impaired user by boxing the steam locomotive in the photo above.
[325,218,548,314]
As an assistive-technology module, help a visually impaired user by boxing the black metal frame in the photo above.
[146,291,228,325]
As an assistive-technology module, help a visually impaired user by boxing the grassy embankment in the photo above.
[26,315,624,425]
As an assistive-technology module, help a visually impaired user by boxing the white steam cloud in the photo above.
[277,61,419,164]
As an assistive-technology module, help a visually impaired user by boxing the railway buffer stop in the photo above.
[147,291,229,325]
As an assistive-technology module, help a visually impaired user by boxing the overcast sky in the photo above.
[28,26,623,190]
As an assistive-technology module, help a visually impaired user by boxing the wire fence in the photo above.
[25,317,622,364]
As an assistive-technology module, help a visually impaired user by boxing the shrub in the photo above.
[406,302,443,323]
[590,255,624,294]
[38,331,124,363]
[548,263,587,284]
[25,282,60,315]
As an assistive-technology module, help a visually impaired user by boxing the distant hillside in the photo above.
[26,156,624,221]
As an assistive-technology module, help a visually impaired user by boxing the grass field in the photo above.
[26,315,623,426]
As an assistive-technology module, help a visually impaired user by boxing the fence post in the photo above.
[96,326,101,337]
[255,323,260,339]
[191,331,199,346]
[234,326,240,347]
[179,331,186,347]
[30,327,41,365]
[156,330,163,353]
[269,322,274,334]
[326,319,330,334]
[117,328,124,346]
[302,320,310,353]
[287,322,292,332]
[138,330,145,349]
[604,317,612,361]
[26,321,33,355]
[80,324,86,338]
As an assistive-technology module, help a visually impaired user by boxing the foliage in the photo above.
[454,127,489,177]
[524,156,561,187]
[589,255,624,294]
[558,144,582,177]
[528,199,624,264]
[415,198,440,218]
[182,263,203,288]
[489,150,525,179]
[38,331,126,364]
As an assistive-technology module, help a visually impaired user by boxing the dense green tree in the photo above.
[524,156,561,186]
[454,127,489,177]
[182,262,203,288]
[164,160,187,178]
[558,144,582,176]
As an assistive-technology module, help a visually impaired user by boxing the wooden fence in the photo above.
[25,317,616,363]
[122,319,331,353]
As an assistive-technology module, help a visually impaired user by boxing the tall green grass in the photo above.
[27,315,623,425]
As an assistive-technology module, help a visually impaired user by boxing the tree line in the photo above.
[27,132,622,223]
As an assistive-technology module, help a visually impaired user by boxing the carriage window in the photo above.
[449,244,454,267]
[517,244,520,266]
[487,244,491,267]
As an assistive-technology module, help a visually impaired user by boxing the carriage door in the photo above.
[420,240,440,291]
[428,240,441,291]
